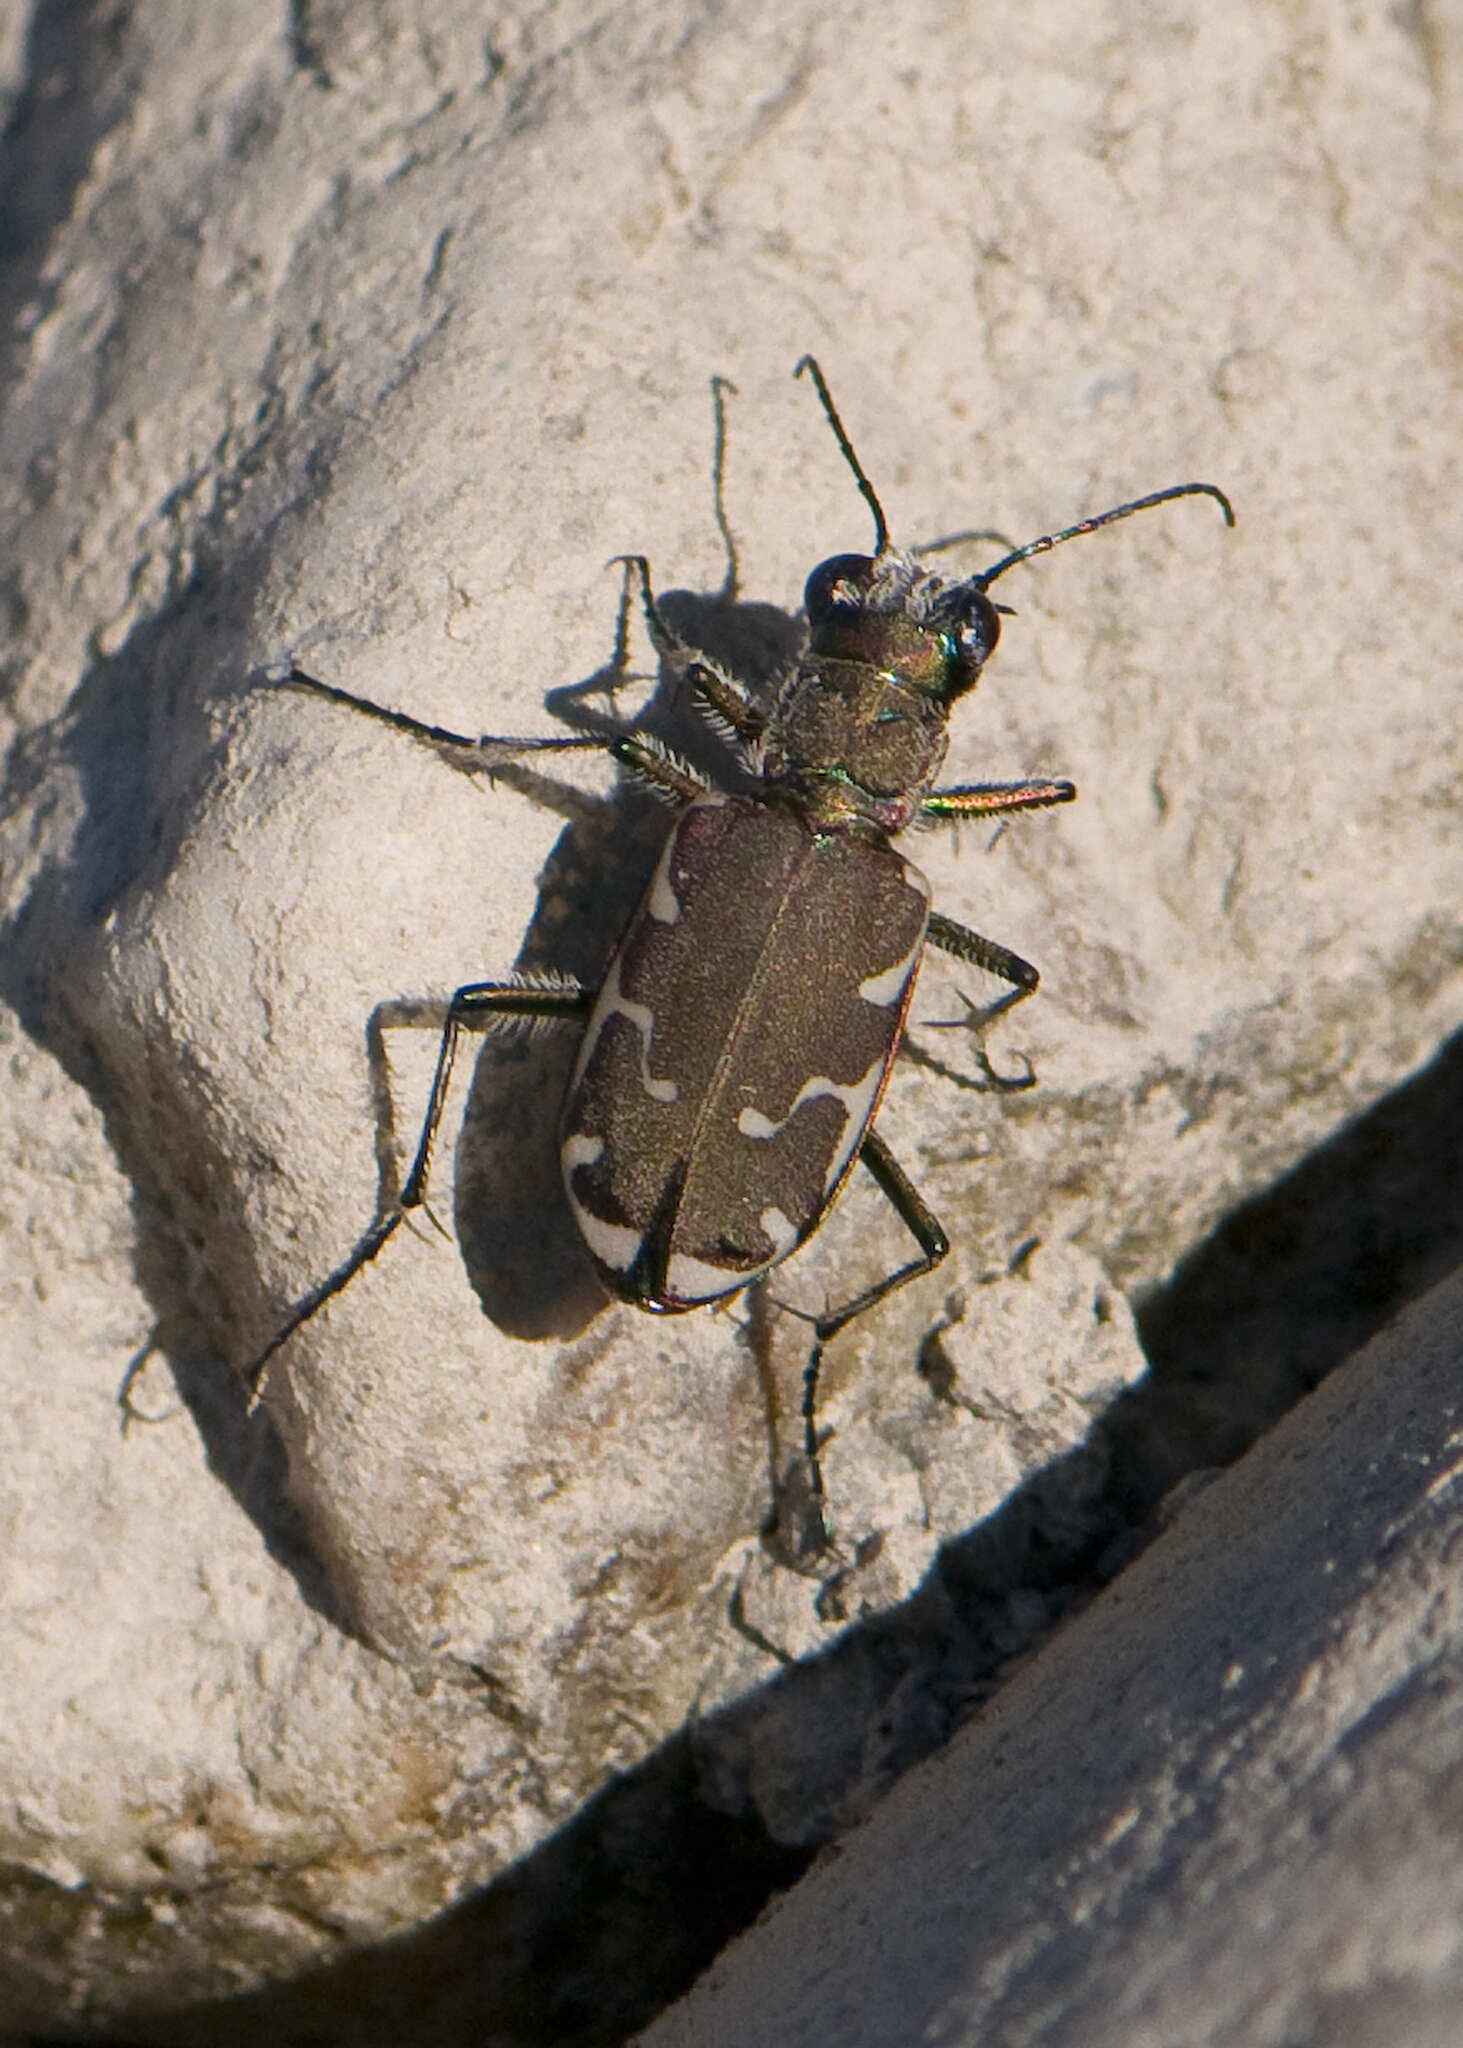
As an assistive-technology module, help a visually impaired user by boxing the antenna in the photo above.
[980,481,1235,587]
[795,355,892,556]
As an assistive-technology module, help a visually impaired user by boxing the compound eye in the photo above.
[803,553,875,620]
[960,586,1000,648]
[958,611,997,660]
[940,588,1002,700]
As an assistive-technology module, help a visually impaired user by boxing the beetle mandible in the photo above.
[246,359,1233,1516]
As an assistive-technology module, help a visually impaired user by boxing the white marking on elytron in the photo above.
[757,1206,799,1259]
[646,831,681,924]
[858,926,925,1007]
[737,1105,779,1139]
[660,1207,798,1304]
[735,1053,887,1194]
[560,1133,643,1272]
[666,1250,755,1303]
[561,1132,603,1173]
[580,950,680,1103]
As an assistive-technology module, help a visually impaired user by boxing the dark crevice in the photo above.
[1119,1025,1463,1513]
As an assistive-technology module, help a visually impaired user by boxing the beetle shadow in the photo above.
[403,577,805,1342]
[0,534,809,1631]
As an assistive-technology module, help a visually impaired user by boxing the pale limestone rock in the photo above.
[1,0,1459,2031]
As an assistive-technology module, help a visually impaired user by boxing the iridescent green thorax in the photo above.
[761,546,1004,832]
[763,658,951,832]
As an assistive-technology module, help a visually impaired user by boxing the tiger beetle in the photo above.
[246,358,1233,1548]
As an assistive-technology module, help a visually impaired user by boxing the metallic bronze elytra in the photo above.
[245,360,1233,1540]
[561,791,932,1307]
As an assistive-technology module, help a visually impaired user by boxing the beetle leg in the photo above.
[608,552,680,659]
[686,658,765,744]
[278,666,611,770]
[797,1129,950,1529]
[925,910,1042,1088]
[613,553,765,745]
[609,732,712,805]
[279,664,714,809]
[926,910,1038,1018]
[921,777,1075,819]
[246,976,592,1409]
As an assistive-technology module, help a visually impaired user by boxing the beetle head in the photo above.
[803,550,1002,705]
[761,551,1003,830]
[782,355,1234,836]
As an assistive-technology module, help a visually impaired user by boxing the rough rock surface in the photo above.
[0,0,1460,2036]
[637,1269,1463,2048]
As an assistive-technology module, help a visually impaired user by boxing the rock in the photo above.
[636,1268,1463,2048]
[1,0,1459,2031]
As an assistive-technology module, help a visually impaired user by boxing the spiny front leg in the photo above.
[279,661,716,809]
[921,776,1075,821]
[613,554,765,746]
